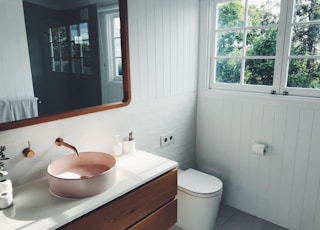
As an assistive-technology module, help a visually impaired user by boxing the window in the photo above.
[49,22,91,74]
[49,26,70,73]
[113,17,122,78]
[209,0,320,97]
[98,7,122,82]
[70,22,91,74]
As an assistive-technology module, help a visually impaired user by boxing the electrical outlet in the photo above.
[160,132,175,148]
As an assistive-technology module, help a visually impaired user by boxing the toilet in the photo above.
[176,168,223,230]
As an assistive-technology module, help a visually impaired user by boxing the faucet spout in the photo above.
[55,138,79,157]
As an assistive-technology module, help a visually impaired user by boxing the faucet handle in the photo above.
[22,141,35,158]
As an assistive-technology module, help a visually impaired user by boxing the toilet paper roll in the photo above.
[251,143,267,155]
[0,179,12,193]
[0,192,13,209]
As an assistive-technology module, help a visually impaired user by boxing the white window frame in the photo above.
[98,5,122,83]
[208,0,320,98]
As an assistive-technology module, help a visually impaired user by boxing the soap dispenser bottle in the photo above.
[112,135,123,156]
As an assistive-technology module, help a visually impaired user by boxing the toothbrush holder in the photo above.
[122,138,136,155]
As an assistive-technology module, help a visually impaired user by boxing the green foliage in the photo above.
[215,0,320,89]
[216,59,241,83]
[218,0,244,28]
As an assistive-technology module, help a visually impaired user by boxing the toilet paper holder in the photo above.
[251,142,268,155]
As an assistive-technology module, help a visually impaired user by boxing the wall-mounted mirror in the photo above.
[0,0,130,131]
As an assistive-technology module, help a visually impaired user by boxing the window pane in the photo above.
[291,24,320,56]
[72,59,81,73]
[60,41,69,57]
[53,58,69,72]
[115,58,122,76]
[216,59,241,83]
[246,28,277,56]
[294,0,320,23]
[53,57,61,71]
[52,43,60,57]
[217,31,243,56]
[71,43,80,58]
[70,24,78,41]
[51,26,67,43]
[82,41,90,57]
[248,0,281,26]
[113,17,121,37]
[83,41,92,74]
[217,1,244,28]
[80,22,89,40]
[288,58,320,88]
[114,38,122,57]
[62,58,70,72]
[245,59,274,85]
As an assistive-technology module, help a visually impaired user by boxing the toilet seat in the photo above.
[178,169,223,198]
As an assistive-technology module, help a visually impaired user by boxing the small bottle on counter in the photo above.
[112,135,123,157]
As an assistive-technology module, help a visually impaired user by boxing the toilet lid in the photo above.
[178,169,223,194]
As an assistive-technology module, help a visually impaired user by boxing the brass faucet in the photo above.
[55,138,79,156]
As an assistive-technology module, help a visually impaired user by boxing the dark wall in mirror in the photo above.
[0,0,131,131]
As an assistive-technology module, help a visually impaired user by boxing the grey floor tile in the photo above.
[169,225,183,230]
[260,222,288,230]
[214,205,238,229]
[217,211,260,230]
[171,204,288,230]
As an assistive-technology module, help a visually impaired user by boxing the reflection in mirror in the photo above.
[0,0,131,131]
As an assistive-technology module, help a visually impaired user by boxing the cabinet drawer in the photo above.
[61,169,177,230]
[129,199,177,230]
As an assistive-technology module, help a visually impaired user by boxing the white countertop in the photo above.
[0,151,178,230]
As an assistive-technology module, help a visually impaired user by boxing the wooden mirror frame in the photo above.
[0,0,131,131]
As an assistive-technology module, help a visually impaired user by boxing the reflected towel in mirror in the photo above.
[8,97,38,121]
[0,100,14,123]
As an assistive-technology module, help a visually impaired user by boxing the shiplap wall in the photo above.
[197,1,320,229]
[128,0,199,101]
[0,0,34,100]
[196,92,320,230]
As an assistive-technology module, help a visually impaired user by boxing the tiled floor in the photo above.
[170,204,288,230]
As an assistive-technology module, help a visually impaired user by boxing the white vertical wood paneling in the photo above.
[301,111,320,230]
[136,0,148,103]
[233,103,252,209]
[289,110,314,229]
[128,0,199,103]
[170,0,178,95]
[154,0,164,98]
[277,106,301,228]
[196,92,320,230]
[146,0,156,101]
[266,106,287,223]
[176,0,184,95]
[256,106,275,219]
[244,103,262,213]
[0,0,34,100]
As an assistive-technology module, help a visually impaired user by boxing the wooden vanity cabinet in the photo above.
[60,168,177,230]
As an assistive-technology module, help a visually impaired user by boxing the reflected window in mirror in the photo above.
[49,22,91,74]
[49,26,70,73]
[98,6,122,83]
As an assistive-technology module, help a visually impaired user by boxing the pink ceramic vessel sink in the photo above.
[47,152,116,198]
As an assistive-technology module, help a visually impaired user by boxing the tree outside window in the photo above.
[210,0,320,96]
[49,22,91,75]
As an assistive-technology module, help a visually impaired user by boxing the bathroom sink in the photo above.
[47,152,116,198]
